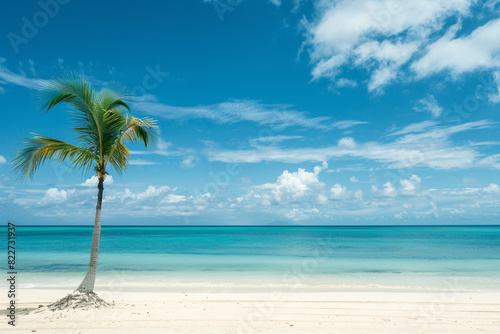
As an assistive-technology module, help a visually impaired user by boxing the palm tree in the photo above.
[13,75,159,296]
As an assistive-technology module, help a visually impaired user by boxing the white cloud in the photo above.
[338,137,356,148]
[413,95,443,118]
[349,176,359,183]
[251,135,304,146]
[0,60,46,90]
[8,175,500,223]
[0,155,6,164]
[135,98,365,130]
[483,183,500,194]
[336,78,358,88]
[372,182,397,197]
[257,162,328,202]
[181,156,198,168]
[394,211,408,219]
[79,175,114,187]
[206,120,499,170]
[442,183,500,195]
[330,183,348,199]
[39,188,72,205]
[130,140,194,163]
[415,202,440,218]
[129,159,158,165]
[161,194,187,204]
[400,174,421,193]
[28,59,36,76]
[489,72,500,103]
[412,18,500,78]
[317,194,328,204]
[303,0,474,91]
[13,198,29,207]
[286,208,320,221]
[331,120,367,129]
[354,189,363,200]
[389,120,438,136]
[136,185,170,201]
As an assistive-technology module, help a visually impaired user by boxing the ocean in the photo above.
[4,225,500,291]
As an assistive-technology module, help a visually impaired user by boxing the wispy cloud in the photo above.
[0,58,46,90]
[129,159,159,166]
[205,120,500,169]
[413,95,443,118]
[135,98,366,130]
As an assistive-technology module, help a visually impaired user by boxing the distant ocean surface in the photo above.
[4,226,500,290]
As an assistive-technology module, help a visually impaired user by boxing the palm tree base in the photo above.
[47,290,112,311]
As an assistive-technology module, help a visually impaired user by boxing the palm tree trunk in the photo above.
[77,177,104,293]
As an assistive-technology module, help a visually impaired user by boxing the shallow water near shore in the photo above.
[5,225,500,290]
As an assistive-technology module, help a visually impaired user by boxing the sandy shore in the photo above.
[1,288,500,333]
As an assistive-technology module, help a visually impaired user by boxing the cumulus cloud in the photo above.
[161,194,187,204]
[135,185,170,201]
[372,182,397,197]
[400,174,421,193]
[79,175,114,187]
[39,188,74,205]
[330,183,348,200]
[101,186,212,217]
[231,163,367,220]
[8,175,500,223]
[483,183,500,194]
[371,175,421,197]
[257,162,328,202]
[286,208,320,221]
[0,155,7,164]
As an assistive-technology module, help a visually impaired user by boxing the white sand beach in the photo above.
[2,287,500,333]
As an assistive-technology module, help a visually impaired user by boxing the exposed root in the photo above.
[46,291,112,312]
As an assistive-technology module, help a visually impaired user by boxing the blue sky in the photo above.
[1,0,500,225]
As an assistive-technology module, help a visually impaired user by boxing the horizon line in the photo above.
[10,224,500,228]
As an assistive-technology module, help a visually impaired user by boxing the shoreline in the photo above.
[15,283,496,293]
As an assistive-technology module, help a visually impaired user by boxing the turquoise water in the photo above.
[3,226,500,290]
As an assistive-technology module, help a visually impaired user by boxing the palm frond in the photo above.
[40,74,97,115]
[98,84,131,112]
[106,140,130,175]
[104,116,159,174]
[12,134,95,179]
[120,117,159,147]
[39,74,103,158]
